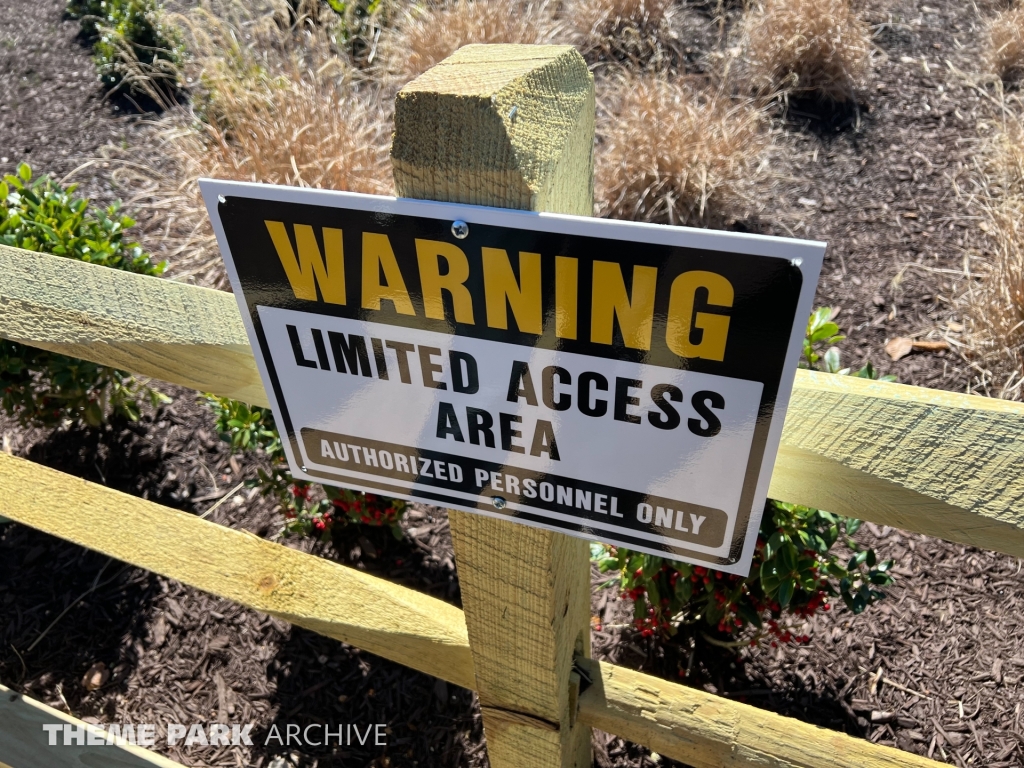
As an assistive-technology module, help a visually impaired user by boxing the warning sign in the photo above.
[202,180,824,574]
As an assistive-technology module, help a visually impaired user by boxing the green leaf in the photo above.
[777,542,797,573]
[809,306,831,331]
[823,346,841,373]
[17,162,31,182]
[736,601,762,628]
[777,579,795,608]
[646,581,661,608]
[809,323,840,343]
[675,577,692,603]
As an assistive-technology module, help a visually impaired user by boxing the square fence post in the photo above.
[392,43,595,768]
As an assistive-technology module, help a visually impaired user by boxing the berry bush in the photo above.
[0,163,169,427]
[207,396,406,540]
[594,503,893,648]
[594,307,896,649]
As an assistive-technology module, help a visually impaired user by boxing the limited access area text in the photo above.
[261,308,762,557]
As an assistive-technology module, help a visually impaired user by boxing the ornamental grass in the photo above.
[986,5,1024,82]
[964,117,1024,399]
[740,0,871,102]
[125,1,392,288]
[595,73,771,227]
[381,0,564,84]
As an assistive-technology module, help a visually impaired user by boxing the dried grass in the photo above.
[963,118,1024,398]
[740,0,870,102]
[986,6,1024,82]
[382,0,565,85]
[565,0,676,63]
[595,73,770,227]
[128,0,393,287]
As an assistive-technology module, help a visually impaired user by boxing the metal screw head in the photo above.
[790,257,803,267]
[491,496,507,510]
[300,466,307,473]
[451,220,469,239]
[218,195,227,204]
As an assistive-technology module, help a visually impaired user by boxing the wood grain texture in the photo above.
[393,44,595,768]
[771,369,1024,555]
[0,452,474,690]
[4,244,1024,556]
[575,658,941,768]
[393,44,595,216]
[449,511,592,768]
[0,244,268,407]
[0,682,183,768]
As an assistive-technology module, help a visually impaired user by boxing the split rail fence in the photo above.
[2,44,1024,768]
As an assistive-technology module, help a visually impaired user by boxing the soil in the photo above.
[0,0,148,205]
[762,0,996,393]
[1,0,1023,767]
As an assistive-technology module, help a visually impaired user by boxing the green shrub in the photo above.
[206,396,407,539]
[803,306,897,381]
[67,0,181,97]
[0,163,168,427]
[593,307,895,652]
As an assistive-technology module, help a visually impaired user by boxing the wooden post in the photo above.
[392,44,595,768]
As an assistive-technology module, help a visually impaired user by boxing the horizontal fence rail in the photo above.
[0,683,184,768]
[3,243,1024,557]
[0,452,941,768]
[575,658,937,768]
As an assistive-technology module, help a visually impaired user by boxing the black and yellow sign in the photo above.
[203,180,825,573]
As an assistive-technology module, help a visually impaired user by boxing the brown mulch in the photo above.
[2,0,1024,766]
[592,529,1024,767]
[764,0,996,393]
[0,0,147,205]
[0,391,482,768]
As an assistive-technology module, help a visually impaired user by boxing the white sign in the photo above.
[202,180,825,574]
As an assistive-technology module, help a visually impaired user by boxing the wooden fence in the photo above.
[1,44,1023,768]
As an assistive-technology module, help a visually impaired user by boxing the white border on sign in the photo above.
[200,179,825,575]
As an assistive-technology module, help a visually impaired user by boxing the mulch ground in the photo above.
[2,0,1023,766]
